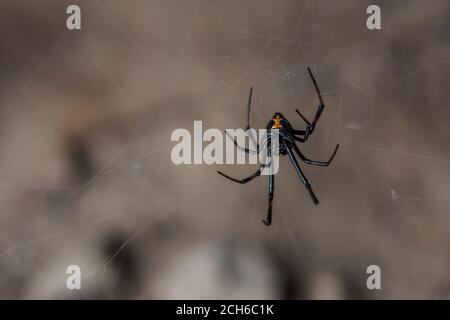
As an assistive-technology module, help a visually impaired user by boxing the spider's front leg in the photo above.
[263,171,274,226]
[263,138,274,226]
[284,140,319,205]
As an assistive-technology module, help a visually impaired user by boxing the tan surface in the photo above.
[0,0,449,299]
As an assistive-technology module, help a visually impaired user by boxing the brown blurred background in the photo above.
[0,0,449,299]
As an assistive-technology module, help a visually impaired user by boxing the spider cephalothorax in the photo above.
[218,67,339,226]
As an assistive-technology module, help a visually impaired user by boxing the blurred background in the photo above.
[0,0,449,299]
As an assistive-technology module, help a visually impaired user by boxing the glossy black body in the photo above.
[218,67,339,226]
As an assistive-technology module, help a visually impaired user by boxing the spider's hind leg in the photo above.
[245,87,253,131]
[294,67,326,140]
[307,67,325,134]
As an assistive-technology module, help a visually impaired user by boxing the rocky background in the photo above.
[0,0,449,299]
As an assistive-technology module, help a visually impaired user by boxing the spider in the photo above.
[217,67,339,226]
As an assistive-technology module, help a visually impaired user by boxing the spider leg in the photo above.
[291,110,308,136]
[293,67,325,140]
[292,142,339,167]
[217,167,262,184]
[226,87,262,154]
[281,130,305,143]
[217,159,268,184]
[292,135,306,143]
[218,133,269,184]
[262,143,274,226]
[245,87,253,131]
[244,87,260,151]
[295,108,311,126]
[225,130,263,155]
[305,66,325,138]
[292,128,307,135]
[285,142,319,205]
[263,170,274,226]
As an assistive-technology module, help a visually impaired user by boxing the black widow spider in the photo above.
[217,67,339,226]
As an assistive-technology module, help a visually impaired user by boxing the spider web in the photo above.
[1,0,449,299]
